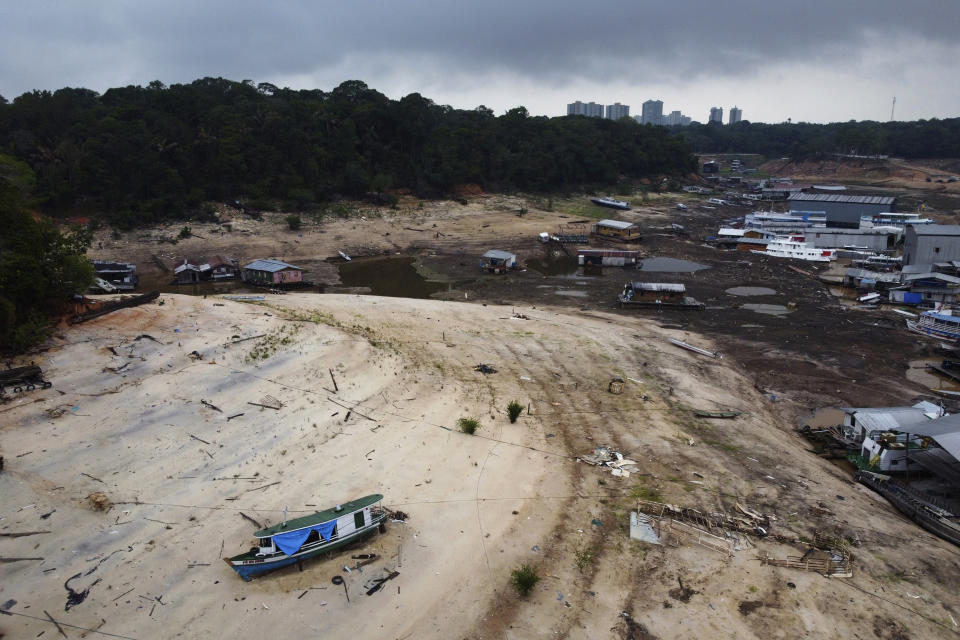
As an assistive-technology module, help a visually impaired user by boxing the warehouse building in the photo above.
[807,228,899,251]
[788,193,895,228]
[904,225,960,266]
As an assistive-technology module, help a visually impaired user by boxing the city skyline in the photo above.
[0,2,957,124]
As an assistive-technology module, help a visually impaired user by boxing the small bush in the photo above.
[507,400,523,423]
[510,564,540,596]
[178,225,192,239]
[574,546,594,572]
[285,214,302,231]
[458,417,480,435]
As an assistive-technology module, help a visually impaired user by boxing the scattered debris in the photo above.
[608,378,625,394]
[200,399,222,413]
[188,350,204,360]
[227,413,244,421]
[248,395,283,410]
[87,492,112,511]
[189,433,211,445]
[64,572,101,611]
[81,472,105,484]
[363,569,399,596]
[629,512,661,545]
[668,337,722,359]
[473,363,497,375]
[578,446,640,477]
[0,530,50,538]
[239,512,264,529]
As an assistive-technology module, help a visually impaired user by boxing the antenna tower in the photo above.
[890,96,896,121]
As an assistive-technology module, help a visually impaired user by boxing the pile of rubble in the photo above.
[577,446,639,477]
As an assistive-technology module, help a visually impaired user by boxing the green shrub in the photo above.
[457,417,480,435]
[507,400,523,423]
[285,214,302,231]
[510,564,540,596]
[178,225,192,239]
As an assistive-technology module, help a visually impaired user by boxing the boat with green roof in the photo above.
[225,494,387,581]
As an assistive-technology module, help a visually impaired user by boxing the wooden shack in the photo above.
[481,250,517,273]
[618,282,704,310]
[242,259,304,287]
[590,219,642,242]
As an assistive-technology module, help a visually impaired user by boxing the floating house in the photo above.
[904,225,960,266]
[481,250,517,273]
[242,259,304,287]
[577,249,639,267]
[590,219,642,242]
[618,282,704,310]
[174,256,239,284]
[889,273,960,306]
[90,260,138,291]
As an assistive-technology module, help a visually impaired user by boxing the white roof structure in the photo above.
[482,250,516,260]
[632,282,686,293]
[597,219,637,230]
[244,259,302,272]
[846,401,943,433]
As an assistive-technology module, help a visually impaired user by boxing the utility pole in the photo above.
[890,96,896,121]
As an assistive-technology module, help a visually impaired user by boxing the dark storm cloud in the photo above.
[1,1,957,98]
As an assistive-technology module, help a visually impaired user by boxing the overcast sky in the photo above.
[2,1,958,124]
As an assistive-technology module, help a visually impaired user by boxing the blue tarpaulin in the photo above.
[272,520,337,555]
[904,292,923,304]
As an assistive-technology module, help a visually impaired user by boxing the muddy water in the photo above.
[526,256,579,276]
[337,255,446,299]
[804,407,846,428]
[639,257,709,272]
[906,357,960,391]
[726,286,777,296]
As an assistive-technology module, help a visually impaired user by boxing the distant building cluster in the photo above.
[567,99,744,126]
[708,106,744,124]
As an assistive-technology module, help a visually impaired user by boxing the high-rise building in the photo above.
[567,101,605,117]
[641,100,664,125]
[709,107,723,123]
[585,102,604,117]
[605,102,630,119]
[729,106,742,124]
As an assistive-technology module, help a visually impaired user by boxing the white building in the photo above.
[605,102,630,119]
[709,107,723,123]
[641,100,663,125]
[729,106,742,124]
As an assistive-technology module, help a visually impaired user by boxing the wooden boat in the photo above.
[225,494,386,581]
[693,410,742,418]
[906,310,960,342]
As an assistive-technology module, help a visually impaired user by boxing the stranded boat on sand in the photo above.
[907,309,960,342]
[225,494,386,581]
[590,197,631,211]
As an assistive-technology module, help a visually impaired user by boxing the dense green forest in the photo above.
[0,78,695,228]
[676,118,960,159]
[0,154,94,352]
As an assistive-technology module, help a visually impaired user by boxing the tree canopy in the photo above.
[673,118,960,159]
[0,154,94,352]
[0,78,696,227]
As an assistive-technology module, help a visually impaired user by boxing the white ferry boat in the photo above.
[860,212,935,228]
[750,236,837,262]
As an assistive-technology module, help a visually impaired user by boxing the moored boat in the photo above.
[906,310,960,342]
[750,236,836,262]
[225,494,386,581]
[591,197,631,210]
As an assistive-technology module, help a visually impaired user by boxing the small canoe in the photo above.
[693,410,742,419]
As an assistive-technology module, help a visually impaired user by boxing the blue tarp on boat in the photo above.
[272,520,337,555]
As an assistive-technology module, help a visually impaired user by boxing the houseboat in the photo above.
[750,237,836,262]
[907,309,960,342]
[590,219,642,243]
[860,212,935,228]
[577,249,639,267]
[590,197,631,210]
[481,250,517,273]
[225,494,387,581]
[617,282,705,310]
[91,260,139,291]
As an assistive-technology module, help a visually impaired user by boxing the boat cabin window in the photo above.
[354,511,365,529]
[259,537,272,548]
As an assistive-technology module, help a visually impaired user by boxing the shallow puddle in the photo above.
[743,303,793,316]
[639,257,709,272]
[554,289,588,298]
[726,286,777,296]
[338,255,446,298]
[526,256,579,276]
[804,407,846,428]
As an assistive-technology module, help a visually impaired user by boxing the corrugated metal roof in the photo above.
[892,413,960,464]
[855,408,937,433]
[901,263,934,274]
[597,219,637,230]
[904,273,960,284]
[844,268,901,282]
[482,250,516,260]
[787,193,895,205]
[243,259,302,272]
[632,282,686,292]
[907,224,960,236]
